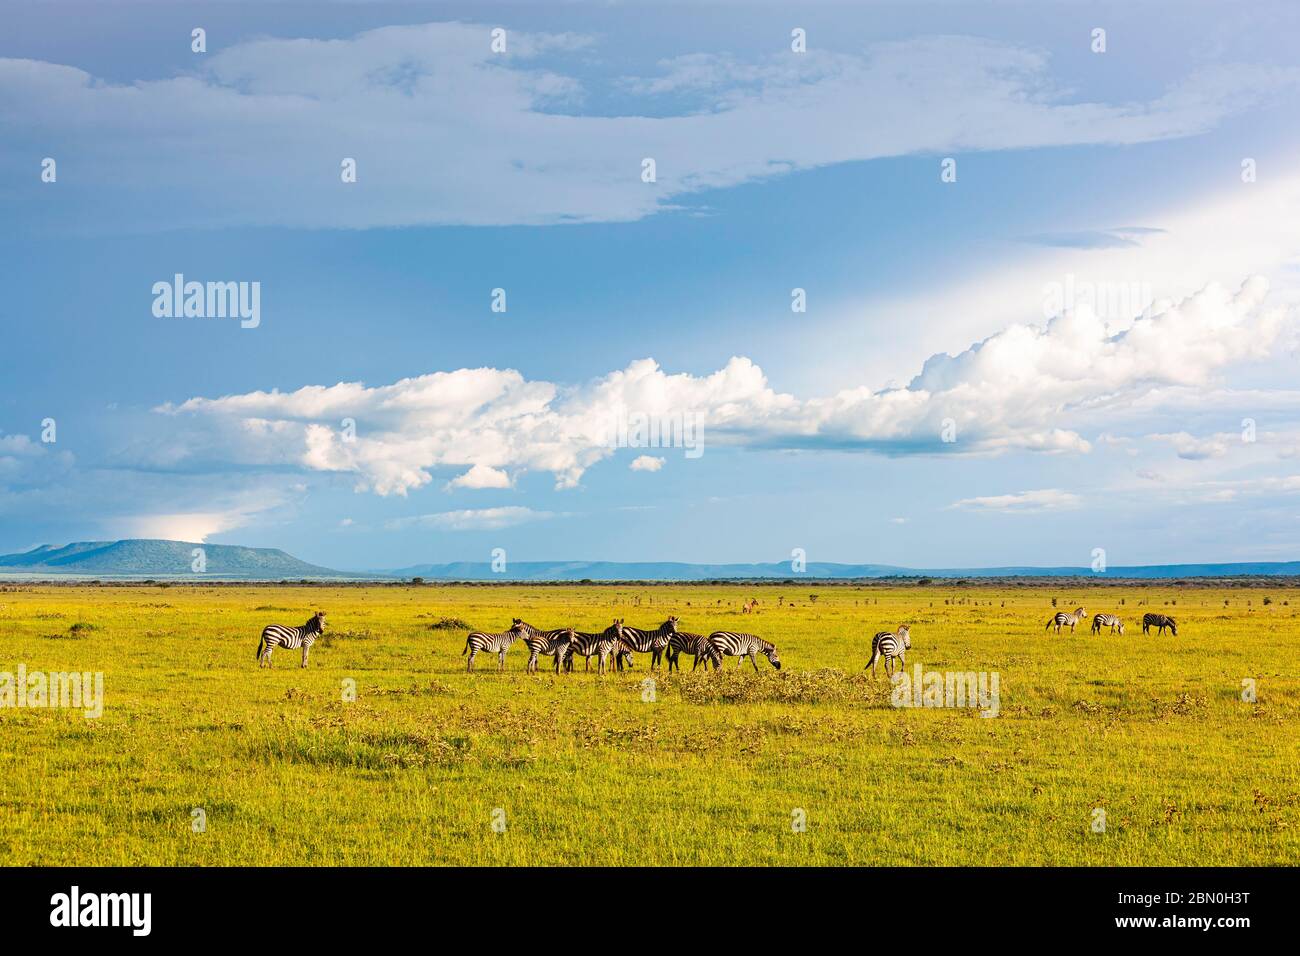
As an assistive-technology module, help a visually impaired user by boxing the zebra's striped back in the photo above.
[707,631,781,670]
[464,630,519,654]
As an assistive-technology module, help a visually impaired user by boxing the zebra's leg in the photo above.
[750,653,760,673]
[868,650,878,676]
[301,645,309,668]
[498,649,506,671]
[467,649,476,673]
[527,651,538,673]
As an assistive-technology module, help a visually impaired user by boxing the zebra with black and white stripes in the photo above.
[1045,607,1087,634]
[1091,613,1124,635]
[865,624,910,678]
[256,611,326,668]
[705,631,782,671]
[563,622,623,674]
[664,630,716,672]
[614,617,679,669]
[1142,613,1178,636]
[511,619,576,673]
[463,623,524,672]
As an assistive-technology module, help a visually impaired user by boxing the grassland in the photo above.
[0,582,1296,866]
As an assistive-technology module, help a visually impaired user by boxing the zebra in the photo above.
[664,630,717,672]
[256,611,326,668]
[865,625,910,678]
[463,623,523,672]
[1091,613,1124,635]
[563,622,623,674]
[614,617,679,669]
[1045,607,1087,634]
[705,631,782,671]
[511,619,575,673]
[1142,613,1178,636]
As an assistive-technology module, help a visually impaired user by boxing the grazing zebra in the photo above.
[1045,607,1087,634]
[865,625,911,678]
[664,630,717,672]
[705,631,782,671]
[615,617,679,669]
[463,623,523,673]
[256,611,326,668]
[1091,613,1124,635]
[511,619,575,673]
[563,623,623,674]
[1142,613,1178,636]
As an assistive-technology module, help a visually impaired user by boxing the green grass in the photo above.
[0,583,1296,865]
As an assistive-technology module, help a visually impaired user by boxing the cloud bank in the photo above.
[154,277,1287,495]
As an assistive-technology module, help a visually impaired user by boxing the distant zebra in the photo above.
[256,611,326,668]
[615,617,679,669]
[664,630,717,672]
[1091,613,1124,635]
[463,623,523,672]
[511,619,575,673]
[1046,607,1087,634]
[865,625,910,678]
[705,631,782,671]
[563,623,623,674]
[1142,613,1178,636]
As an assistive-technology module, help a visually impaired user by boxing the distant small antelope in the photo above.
[741,599,759,614]
[1142,613,1178,636]
[1046,607,1086,634]
[1091,613,1124,635]
[257,611,326,668]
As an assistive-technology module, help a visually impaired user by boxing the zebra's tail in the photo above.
[461,637,469,655]
[255,633,264,661]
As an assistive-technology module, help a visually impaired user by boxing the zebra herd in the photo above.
[252,606,1181,672]
[1044,608,1179,637]
[462,617,783,674]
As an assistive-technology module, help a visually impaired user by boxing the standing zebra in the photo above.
[1142,613,1178,636]
[1091,613,1124,635]
[664,630,717,672]
[615,617,679,669]
[1045,607,1087,634]
[256,611,326,668]
[563,622,623,674]
[511,619,576,673]
[463,623,524,672]
[705,631,782,671]
[865,625,910,678]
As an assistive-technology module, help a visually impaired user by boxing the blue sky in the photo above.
[2,1,1300,570]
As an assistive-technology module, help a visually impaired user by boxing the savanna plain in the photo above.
[0,583,1296,866]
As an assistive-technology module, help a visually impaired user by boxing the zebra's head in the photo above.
[311,611,327,631]
[1167,618,1178,636]
[664,616,680,634]
[1116,620,1125,635]
[899,625,911,649]
[765,645,782,670]
[610,618,625,640]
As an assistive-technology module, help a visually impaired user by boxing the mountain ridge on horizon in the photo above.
[2,538,1299,580]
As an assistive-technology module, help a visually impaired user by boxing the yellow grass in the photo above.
[0,582,1296,865]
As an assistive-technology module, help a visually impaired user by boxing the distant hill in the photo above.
[2,540,1297,581]
[0,539,359,580]
[381,559,1300,581]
